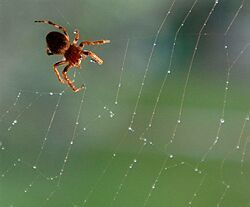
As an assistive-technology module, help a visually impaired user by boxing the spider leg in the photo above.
[62,64,84,92]
[53,61,67,84]
[35,20,69,40]
[82,50,104,65]
[46,48,53,56]
[79,40,110,48]
[73,29,79,45]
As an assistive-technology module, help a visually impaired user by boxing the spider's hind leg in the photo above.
[53,60,67,84]
[62,64,84,93]
[47,48,53,56]
[35,20,69,40]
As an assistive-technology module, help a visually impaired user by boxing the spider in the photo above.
[35,20,110,92]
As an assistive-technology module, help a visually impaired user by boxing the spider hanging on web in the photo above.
[35,20,110,92]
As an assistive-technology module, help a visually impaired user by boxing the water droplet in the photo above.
[12,120,17,125]
[128,127,134,132]
[220,118,225,124]
[113,153,116,157]
[167,70,171,74]
[169,154,174,159]
[32,166,37,170]
[134,159,137,163]
[49,92,53,96]
[177,119,181,123]
[115,101,118,105]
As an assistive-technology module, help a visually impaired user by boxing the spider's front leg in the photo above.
[62,65,84,92]
[53,61,67,84]
[73,29,79,45]
[82,50,103,65]
[79,40,110,48]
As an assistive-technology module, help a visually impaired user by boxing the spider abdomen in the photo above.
[46,31,70,54]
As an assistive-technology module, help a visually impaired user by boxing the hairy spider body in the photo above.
[64,45,83,67]
[35,20,110,92]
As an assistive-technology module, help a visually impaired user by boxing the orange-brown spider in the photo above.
[35,20,110,92]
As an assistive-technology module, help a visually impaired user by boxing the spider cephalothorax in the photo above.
[35,20,110,92]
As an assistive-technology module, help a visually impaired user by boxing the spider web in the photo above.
[1,0,250,206]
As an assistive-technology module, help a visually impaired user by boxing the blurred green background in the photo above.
[1,0,250,206]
